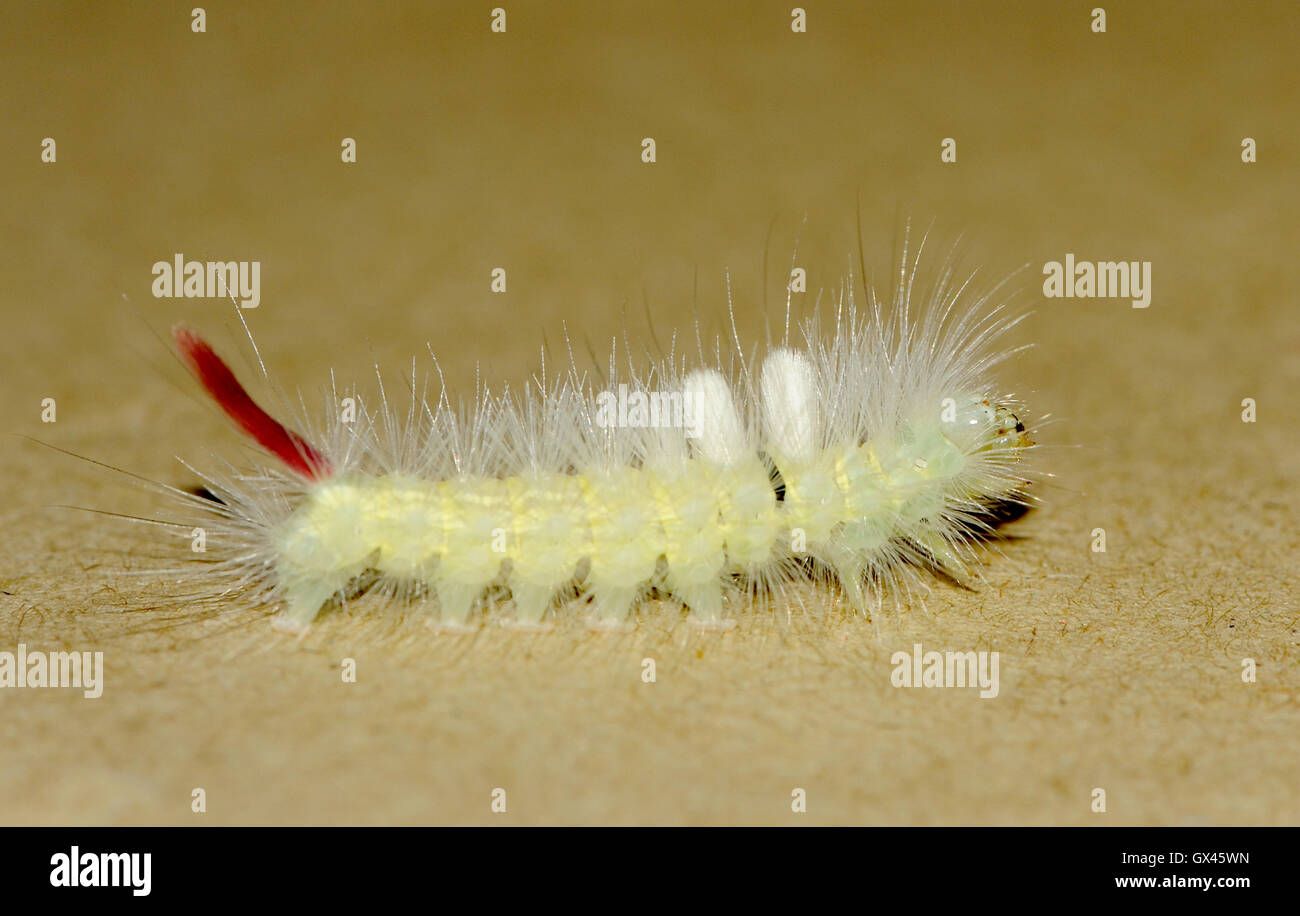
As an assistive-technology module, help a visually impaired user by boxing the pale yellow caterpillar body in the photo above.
[167,245,1038,634]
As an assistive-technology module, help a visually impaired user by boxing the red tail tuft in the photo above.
[172,324,332,481]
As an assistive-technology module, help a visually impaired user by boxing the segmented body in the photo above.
[171,270,1036,632]
[275,405,1003,628]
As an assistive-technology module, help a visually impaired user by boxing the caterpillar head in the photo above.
[944,395,1036,528]
[989,402,1033,453]
[947,396,1033,458]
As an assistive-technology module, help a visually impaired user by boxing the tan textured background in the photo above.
[1,1,1296,825]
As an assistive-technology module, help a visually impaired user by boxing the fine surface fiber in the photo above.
[1,1,1296,825]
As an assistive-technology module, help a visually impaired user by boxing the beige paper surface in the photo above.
[0,1,1295,824]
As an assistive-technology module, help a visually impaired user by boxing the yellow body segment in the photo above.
[273,417,974,628]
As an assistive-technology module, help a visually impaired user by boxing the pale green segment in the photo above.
[274,420,967,625]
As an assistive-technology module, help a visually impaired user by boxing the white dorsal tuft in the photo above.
[760,348,819,462]
[682,368,747,466]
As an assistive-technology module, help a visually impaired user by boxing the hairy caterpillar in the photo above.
[156,246,1037,634]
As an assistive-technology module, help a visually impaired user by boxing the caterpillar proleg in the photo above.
[161,246,1037,635]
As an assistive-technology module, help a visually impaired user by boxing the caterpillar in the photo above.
[157,244,1037,635]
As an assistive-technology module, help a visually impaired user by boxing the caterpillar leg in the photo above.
[817,542,865,612]
[432,580,480,633]
[502,582,555,631]
[585,582,638,632]
[828,557,869,614]
[912,530,975,589]
[819,546,880,632]
[675,581,737,631]
[275,577,348,635]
